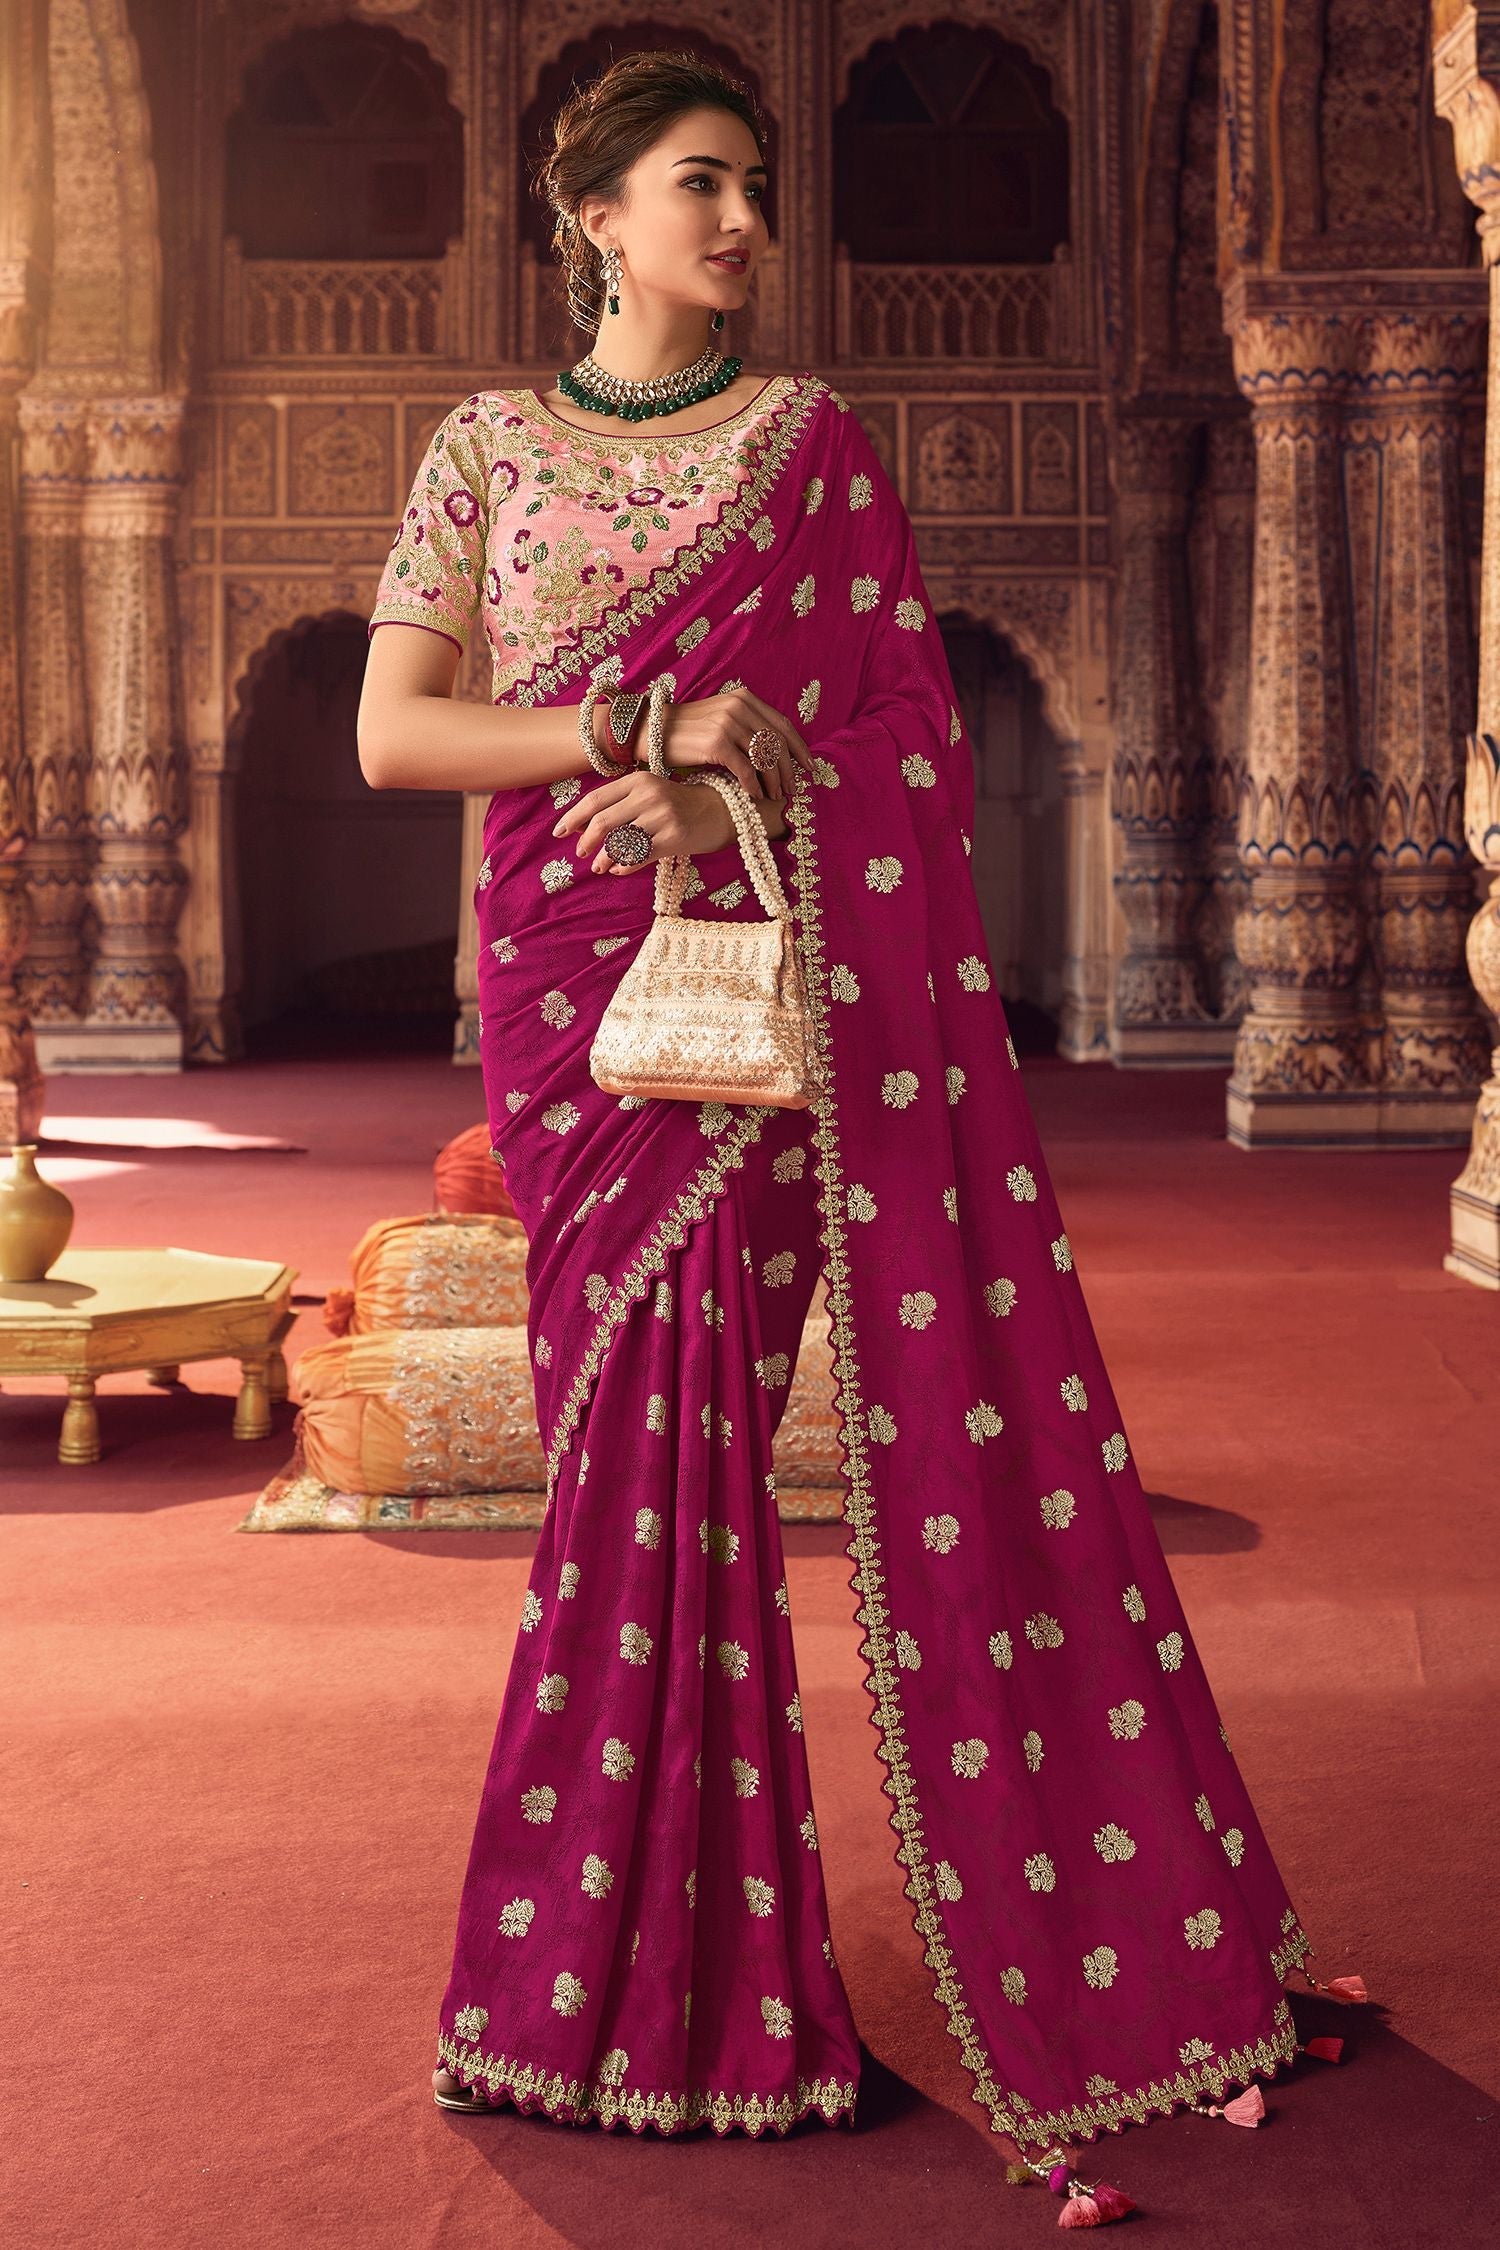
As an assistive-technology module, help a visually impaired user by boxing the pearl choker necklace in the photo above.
[558,345,743,422]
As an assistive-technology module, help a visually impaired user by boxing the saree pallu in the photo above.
[429,375,1320,2153]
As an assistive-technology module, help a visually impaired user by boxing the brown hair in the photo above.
[534,48,768,334]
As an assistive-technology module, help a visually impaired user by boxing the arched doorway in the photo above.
[231,614,464,1054]
[942,618,1066,1053]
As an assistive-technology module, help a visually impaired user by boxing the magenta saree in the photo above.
[370,373,1325,2158]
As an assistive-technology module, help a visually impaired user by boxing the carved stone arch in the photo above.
[927,577,1080,742]
[518,4,778,107]
[224,1,468,98]
[1219,0,1262,266]
[44,0,162,387]
[220,600,468,1050]
[1130,0,1213,387]
[224,601,370,766]
[834,3,1072,116]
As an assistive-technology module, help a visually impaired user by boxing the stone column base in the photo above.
[1057,994,1111,1062]
[1226,1080,1478,1149]
[1445,1185,1500,1289]
[186,1003,245,1067]
[1114,1021,1238,1068]
[34,1019,183,1073]
[452,1002,481,1065]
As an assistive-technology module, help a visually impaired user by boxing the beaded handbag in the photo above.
[589,770,816,1109]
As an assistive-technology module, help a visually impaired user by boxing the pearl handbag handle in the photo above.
[652,769,799,922]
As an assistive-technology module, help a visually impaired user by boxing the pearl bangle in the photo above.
[578,656,625,778]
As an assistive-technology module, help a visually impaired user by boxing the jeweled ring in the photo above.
[604,820,652,867]
[747,727,784,773]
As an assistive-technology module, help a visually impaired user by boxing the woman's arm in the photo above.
[356,625,807,866]
[357,623,603,793]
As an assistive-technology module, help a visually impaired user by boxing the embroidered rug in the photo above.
[237,1439,844,1532]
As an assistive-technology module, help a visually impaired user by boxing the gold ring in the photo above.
[747,728,783,773]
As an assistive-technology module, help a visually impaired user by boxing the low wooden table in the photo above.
[0,1247,297,1465]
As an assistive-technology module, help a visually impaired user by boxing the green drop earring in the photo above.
[711,309,725,330]
[602,244,622,316]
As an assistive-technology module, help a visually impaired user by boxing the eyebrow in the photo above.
[672,155,769,177]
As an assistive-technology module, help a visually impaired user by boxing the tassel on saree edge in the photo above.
[1004,2145,1138,2228]
[1300,1965,1370,2003]
[1001,1959,1366,2222]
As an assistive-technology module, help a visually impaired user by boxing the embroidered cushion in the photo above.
[321,1211,528,1336]
[292,1316,841,1498]
[294,1327,547,1494]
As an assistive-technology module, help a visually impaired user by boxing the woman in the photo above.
[359,49,1359,2224]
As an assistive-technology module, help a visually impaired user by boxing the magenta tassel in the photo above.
[1058,2179,1137,2227]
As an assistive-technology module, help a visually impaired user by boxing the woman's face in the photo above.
[584,104,770,318]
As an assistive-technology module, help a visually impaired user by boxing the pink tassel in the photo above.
[1198,2083,1265,2126]
[1058,2180,1137,2228]
[1304,2036,1343,2062]
[1302,1966,1368,2002]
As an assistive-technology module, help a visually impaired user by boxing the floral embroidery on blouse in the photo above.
[369,382,803,701]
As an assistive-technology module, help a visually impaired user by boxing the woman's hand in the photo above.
[651,688,813,803]
[553,771,738,876]
[555,683,809,874]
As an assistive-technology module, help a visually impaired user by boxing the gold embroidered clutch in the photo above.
[590,771,816,1109]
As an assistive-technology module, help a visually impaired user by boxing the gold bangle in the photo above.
[578,656,624,778]
[643,670,677,779]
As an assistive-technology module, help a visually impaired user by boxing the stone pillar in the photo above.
[1057,742,1111,1060]
[0,300,41,1141]
[1223,289,1370,1147]
[1190,415,1256,1029]
[1435,0,1500,1280]
[1108,413,1219,1062]
[1355,310,1490,1130]
[17,396,93,1038]
[73,397,189,1069]
[1446,735,1500,1282]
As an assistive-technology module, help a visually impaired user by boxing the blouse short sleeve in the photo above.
[369,400,491,654]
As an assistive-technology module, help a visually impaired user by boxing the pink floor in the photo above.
[3,1051,1496,2248]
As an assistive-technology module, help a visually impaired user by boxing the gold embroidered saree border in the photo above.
[437,2029,857,2139]
[506,374,827,710]
[541,1106,772,1498]
[1019,1998,1305,2149]
[785,783,1023,2132]
[784,784,1319,2156]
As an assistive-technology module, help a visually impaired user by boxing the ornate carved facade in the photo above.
[0,1,1496,1239]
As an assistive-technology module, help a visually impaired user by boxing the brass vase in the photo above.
[0,1144,75,1282]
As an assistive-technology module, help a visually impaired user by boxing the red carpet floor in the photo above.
[3,1052,1496,2249]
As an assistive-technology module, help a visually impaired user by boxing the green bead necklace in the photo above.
[558,345,744,423]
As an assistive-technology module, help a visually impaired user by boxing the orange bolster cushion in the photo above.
[433,1123,516,1220]
[323,1211,529,1336]
[294,1327,546,1495]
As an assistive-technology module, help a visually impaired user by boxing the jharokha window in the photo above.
[835,23,1069,266]
[227,22,463,262]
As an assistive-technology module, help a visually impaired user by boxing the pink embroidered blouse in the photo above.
[368,377,804,703]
